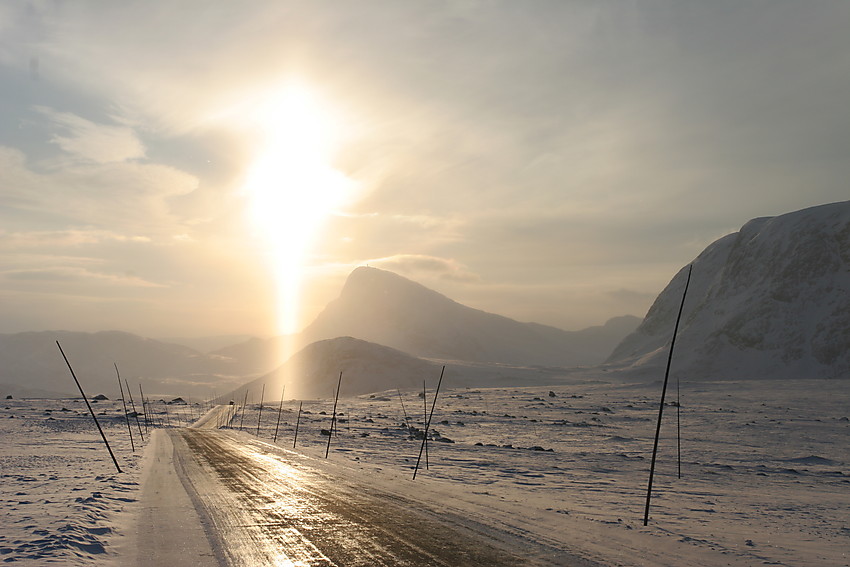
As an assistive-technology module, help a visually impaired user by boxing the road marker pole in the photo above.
[413,366,445,480]
[115,364,135,452]
[293,401,303,448]
[325,373,343,458]
[273,385,286,443]
[56,341,122,474]
[644,264,692,526]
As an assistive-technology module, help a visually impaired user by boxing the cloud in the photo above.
[2,2,850,336]
[0,145,199,235]
[367,254,479,283]
[34,106,146,163]
[2,266,166,288]
[0,228,151,249]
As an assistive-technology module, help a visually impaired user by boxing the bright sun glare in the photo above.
[243,83,356,336]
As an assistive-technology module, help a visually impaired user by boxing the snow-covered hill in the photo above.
[301,266,639,367]
[608,201,850,380]
[228,336,443,401]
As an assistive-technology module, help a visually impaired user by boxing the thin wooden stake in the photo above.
[162,400,171,428]
[644,264,692,526]
[139,384,150,433]
[293,401,303,448]
[677,374,682,479]
[423,380,429,469]
[413,366,445,480]
[256,384,265,437]
[397,388,412,437]
[56,341,122,474]
[125,379,144,442]
[325,372,343,458]
[115,364,135,453]
[273,385,285,443]
[239,389,249,431]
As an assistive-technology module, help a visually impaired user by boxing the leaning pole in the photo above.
[413,366,445,480]
[643,264,693,526]
[325,373,343,458]
[56,341,123,474]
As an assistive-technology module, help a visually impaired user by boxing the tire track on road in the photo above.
[173,428,526,566]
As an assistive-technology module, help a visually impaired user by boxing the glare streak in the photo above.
[243,85,355,335]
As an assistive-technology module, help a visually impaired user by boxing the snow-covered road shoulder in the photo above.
[114,428,218,566]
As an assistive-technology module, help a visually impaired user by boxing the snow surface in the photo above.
[2,377,848,566]
[0,397,195,565]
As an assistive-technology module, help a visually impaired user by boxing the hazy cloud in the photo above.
[35,106,145,163]
[368,254,479,283]
[0,145,199,234]
[3,266,166,288]
[0,228,151,249]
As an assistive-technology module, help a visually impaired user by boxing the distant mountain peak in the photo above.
[338,266,460,307]
[303,266,638,367]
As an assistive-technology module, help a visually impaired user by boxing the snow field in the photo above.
[230,378,850,566]
[0,396,198,565]
[1,378,848,566]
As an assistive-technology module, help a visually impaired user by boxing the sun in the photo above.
[242,83,356,336]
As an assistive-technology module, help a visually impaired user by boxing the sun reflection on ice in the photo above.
[250,451,335,566]
[274,554,310,567]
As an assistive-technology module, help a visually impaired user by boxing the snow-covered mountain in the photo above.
[227,336,443,401]
[608,201,850,380]
[301,267,639,367]
[0,331,255,398]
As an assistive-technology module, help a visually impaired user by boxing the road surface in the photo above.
[129,415,586,566]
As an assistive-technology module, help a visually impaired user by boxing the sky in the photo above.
[1,1,849,341]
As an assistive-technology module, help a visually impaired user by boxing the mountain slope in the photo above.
[301,267,638,367]
[229,336,442,400]
[224,335,585,402]
[0,331,255,398]
[608,201,850,380]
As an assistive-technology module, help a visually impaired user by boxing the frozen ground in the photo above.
[1,378,848,566]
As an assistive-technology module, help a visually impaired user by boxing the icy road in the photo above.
[129,422,582,566]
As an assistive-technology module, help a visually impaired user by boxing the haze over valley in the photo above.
[3,201,848,401]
